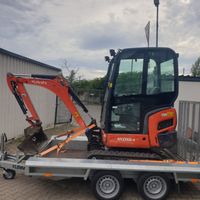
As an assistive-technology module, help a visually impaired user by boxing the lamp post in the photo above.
[154,0,159,47]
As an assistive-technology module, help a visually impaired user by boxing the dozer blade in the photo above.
[18,126,48,155]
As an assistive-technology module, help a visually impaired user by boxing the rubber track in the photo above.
[87,149,162,160]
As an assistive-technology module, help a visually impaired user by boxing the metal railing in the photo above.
[75,89,103,105]
[178,101,200,161]
[54,89,103,125]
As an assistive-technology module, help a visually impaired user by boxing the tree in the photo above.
[61,60,79,84]
[191,57,200,77]
[72,77,105,91]
[61,59,106,91]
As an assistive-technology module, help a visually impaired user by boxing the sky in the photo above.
[0,0,199,79]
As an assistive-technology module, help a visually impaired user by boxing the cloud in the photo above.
[0,0,199,78]
[158,0,200,72]
[0,0,33,11]
[180,0,191,4]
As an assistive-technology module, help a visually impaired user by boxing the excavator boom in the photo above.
[7,73,88,128]
[7,73,95,154]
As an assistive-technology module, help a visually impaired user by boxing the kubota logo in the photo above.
[117,137,135,142]
[31,80,47,85]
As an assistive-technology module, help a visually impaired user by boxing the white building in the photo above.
[0,48,61,139]
[175,76,200,114]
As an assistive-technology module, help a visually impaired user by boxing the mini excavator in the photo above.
[7,47,179,159]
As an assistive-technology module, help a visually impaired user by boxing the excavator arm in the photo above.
[7,73,97,155]
[7,73,90,128]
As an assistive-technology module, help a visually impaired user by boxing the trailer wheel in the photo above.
[91,171,124,200]
[137,173,170,200]
[3,169,16,180]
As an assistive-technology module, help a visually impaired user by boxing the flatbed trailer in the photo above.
[1,135,200,200]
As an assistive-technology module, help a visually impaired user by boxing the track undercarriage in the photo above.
[17,125,182,161]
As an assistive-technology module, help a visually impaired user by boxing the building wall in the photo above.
[175,81,200,117]
[0,53,60,139]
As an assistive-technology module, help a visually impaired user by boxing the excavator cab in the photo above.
[101,47,179,150]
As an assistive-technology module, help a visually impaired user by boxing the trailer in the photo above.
[1,132,200,200]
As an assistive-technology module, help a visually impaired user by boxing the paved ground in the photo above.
[1,172,200,200]
[1,126,200,199]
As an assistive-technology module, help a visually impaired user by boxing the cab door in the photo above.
[109,54,145,134]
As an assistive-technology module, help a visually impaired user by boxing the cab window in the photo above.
[114,58,143,97]
[147,53,175,95]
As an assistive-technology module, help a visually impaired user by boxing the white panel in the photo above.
[0,54,60,139]
[174,81,200,116]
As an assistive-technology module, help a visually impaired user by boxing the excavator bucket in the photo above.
[18,126,48,155]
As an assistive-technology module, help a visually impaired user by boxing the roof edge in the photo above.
[0,48,61,72]
[179,75,200,82]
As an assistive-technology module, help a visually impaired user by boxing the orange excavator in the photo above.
[7,47,179,159]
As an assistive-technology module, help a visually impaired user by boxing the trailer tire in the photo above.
[3,169,16,180]
[91,171,124,200]
[137,173,170,200]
